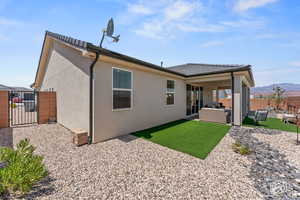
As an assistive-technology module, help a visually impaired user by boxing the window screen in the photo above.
[112,68,132,110]
[166,80,175,105]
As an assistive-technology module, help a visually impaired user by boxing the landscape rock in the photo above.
[230,126,300,199]
[0,123,298,199]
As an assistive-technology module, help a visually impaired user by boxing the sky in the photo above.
[0,0,300,87]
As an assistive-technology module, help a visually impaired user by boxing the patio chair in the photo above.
[282,113,297,124]
[248,110,268,124]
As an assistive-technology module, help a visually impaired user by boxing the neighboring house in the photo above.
[0,84,10,91]
[31,31,255,143]
[0,84,32,91]
[0,84,32,99]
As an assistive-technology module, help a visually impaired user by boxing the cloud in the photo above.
[134,20,166,39]
[254,66,300,86]
[130,0,267,39]
[0,34,8,41]
[176,23,225,33]
[164,1,201,21]
[233,0,278,12]
[134,0,203,39]
[0,17,23,26]
[127,3,154,15]
[255,33,277,39]
[290,61,300,67]
[135,20,226,39]
[135,17,264,39]
[200,40,224,48]
[221,19,264,28]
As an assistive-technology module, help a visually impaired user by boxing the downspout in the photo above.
[231,72,235,126]
[88,52,100,144]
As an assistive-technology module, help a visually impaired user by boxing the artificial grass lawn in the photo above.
[132,120,230,159]
[243,117,298,133]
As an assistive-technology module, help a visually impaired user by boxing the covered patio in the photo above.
[185,70,254,126]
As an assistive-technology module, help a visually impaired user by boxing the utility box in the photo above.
[72,129,88,146]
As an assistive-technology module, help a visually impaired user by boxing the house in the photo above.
[31,31,255,143]
[0,84,10,91]
[0,84,32,92]
[0,84,33,99]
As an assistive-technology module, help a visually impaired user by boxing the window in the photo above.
[112,68,132,110]
[166,80,175,105]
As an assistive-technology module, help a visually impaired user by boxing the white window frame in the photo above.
[112,67,133,111]
[166,79,175,106]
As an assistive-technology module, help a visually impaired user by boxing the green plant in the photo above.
[272,86,285,111]
[232,142,251,155]
[0,139,48,196]
[10,103,16,109]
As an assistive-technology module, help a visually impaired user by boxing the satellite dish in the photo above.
[99,18,120,47]
[106,18,114,37]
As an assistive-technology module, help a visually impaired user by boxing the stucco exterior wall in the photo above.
[40,41,92,132]
[93,61,186,143]
[233,76,242,125]
[242,83,248,119]
[233,75,251,125]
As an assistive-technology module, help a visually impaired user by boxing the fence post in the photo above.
[37,92,57,124]
[0,91,9,128]
[296,116,299,145]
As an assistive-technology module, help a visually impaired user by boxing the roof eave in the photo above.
[186,65,251,77]
[86,44,187,78]
[32,31,49,89]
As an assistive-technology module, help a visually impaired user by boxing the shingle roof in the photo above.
[46,31,88,49]
[0,84,32,91]
[0,84,10,91]
[45,31,186,77]
[167,63,251,76]
[44,31,252,77]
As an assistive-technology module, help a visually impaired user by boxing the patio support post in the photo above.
[231,73,234,125]
[246,87,250,114]
[297,116,299,145]
[216,88,219,103]
[233,76,243,126]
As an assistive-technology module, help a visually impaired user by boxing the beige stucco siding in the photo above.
[40,41,92,132]
[93,61,186,143]
[233,75,251,125]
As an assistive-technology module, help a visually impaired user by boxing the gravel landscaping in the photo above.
[0,123,299,199]
[230,127,300,199]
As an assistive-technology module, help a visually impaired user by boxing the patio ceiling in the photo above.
[185,70,254,88]
[186,78,232,89]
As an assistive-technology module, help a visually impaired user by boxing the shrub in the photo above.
[0,139,48,196]
[232,142,251,155]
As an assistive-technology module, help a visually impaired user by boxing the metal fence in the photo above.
[9,91,38,126]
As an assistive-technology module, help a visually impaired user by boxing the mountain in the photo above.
[251,83,300,96]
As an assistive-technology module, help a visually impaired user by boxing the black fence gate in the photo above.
[9,91,38,126]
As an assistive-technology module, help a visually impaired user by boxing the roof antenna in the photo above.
[99,18,120,47]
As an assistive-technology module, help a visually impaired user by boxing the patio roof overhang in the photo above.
[185,70,254,88]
